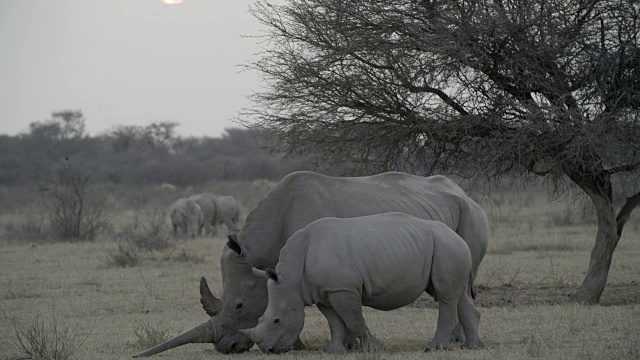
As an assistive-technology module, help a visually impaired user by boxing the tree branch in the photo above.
[604,162,640,176]
[616,191,640,237]
[402,84,470,116]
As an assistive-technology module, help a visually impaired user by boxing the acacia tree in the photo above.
[246,0,640,303]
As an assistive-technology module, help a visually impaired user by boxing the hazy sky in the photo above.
[0,0,269,137]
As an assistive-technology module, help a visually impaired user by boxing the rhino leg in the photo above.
[292,338,305,350]
[425,297,459,351]
[458,292,485,350]
[317,305,348,354]
[449,324,465,344]
[328,291,381,351]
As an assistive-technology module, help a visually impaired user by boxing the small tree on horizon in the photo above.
[245,0,640,303]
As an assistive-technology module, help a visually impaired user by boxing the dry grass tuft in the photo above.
[106,238,141,268]
[133,323,171,349]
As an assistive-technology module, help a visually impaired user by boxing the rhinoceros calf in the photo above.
[169,198,203,239]
[240,213,485,354]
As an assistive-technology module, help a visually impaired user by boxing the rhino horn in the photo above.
[238,328,256,342]
[200,277,222,317]
[132,320,215,358]
[251,267,267,279]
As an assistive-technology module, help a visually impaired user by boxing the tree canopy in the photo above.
[246,0,640,302]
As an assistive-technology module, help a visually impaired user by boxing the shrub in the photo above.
[2,308,88,360]
[2,214,50,242]
[39,162,109,241]
[106,207,183,267]
[106,238,140,268]
[114,208,179,255]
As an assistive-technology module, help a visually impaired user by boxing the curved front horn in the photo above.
[199,277,222,317]
[132,320,215,358]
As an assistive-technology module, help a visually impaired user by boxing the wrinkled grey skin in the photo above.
[134,172,489,357]
[169,198,203,239]
[241,213,485,354]
[188,193,241,236]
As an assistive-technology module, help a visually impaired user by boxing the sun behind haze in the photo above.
[0,0,267,137]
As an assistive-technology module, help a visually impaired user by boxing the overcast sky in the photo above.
[0,0,269,137]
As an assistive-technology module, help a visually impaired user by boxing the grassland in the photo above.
[0,183,638,359]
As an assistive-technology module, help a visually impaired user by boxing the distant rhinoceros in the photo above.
[188,193,241,236]
[240,213,485,354]
[169,198,203,239]
[134,172,489,357]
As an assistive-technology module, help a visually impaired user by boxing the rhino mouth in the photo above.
[259,344,291,355]
[214,333,254,354]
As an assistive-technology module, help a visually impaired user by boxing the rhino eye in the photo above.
[273,318,280,324]
[236,303,243,310]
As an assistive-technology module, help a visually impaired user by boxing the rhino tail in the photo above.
[468,271,477,300]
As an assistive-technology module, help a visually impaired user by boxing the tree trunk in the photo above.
[575,184,620,304]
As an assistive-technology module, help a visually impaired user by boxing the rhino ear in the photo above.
[227,234,242,255]
[266,268,278,282]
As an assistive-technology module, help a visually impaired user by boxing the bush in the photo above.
[115,208,178,254]
[39,162,109,241]
[106,238,140,268]
[106,207,183,267]
[2,214,50,242]
[2,308,88,360]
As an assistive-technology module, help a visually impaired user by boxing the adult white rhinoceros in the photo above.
[134,171,489,357]
[240,213,485,354]
[188,193,241,236]
[169,198,203,239]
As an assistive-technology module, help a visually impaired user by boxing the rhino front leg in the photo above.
[458,292,485,350]
[328,291,381,351]
[317,304,348,354]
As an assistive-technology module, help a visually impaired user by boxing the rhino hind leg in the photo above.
[292,338,305,351]
[317,304,348,354]
[448,324,466,344]
[425,297,459,352]
[458,292,485,350]
[327,291,381,352]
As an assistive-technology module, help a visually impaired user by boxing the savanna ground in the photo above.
[0,181,639,359]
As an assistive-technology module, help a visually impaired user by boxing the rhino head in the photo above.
[239,267,305,354]
[133,235,267,357]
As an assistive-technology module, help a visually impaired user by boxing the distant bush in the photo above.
[2,214,50,242]
[106,207,183,268]
[117,208,176,254]
[39,161,110,241]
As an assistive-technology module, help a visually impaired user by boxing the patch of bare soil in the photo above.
[410,283,640,308]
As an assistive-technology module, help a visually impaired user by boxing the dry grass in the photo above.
[0,184,639,359]
[132,323,172,349]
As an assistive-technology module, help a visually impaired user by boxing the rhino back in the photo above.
[188,193,216,222]
[240,172,472,267]
[279,213,446,309]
